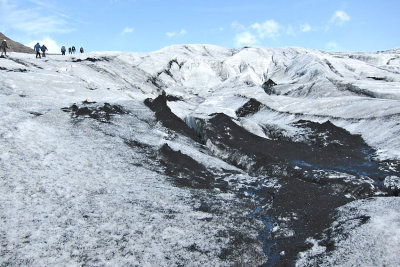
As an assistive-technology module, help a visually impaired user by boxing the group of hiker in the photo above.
[34,42,84,58]
[33,42,48,58]
[1,39,85,58]
[60,45,84,55]
[33,42,85,58]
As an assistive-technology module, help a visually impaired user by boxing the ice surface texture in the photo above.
[1,45,399,266]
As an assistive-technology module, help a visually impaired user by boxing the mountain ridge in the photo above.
[0,32,35,54]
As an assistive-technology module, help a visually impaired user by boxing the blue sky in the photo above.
[0,0,399,53]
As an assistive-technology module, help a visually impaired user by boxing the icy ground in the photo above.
[296,197,400,267]
[1,45,400,266]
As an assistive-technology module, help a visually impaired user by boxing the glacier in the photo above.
[0,44,399,266]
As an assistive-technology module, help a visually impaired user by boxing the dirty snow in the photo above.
[1,45,400,266]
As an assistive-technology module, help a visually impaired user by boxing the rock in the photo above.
[144,95,201,143]
[384,176,400,196]
[262,79,277,94]
[61,101,128,123]
[158,143,214,189]
[236,98,264,117]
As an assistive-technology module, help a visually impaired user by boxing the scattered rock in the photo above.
[144,95,201,143]
[262,79,277,94]
[367,76,388,81]
[72,57,110,63]
[28,111,43,116]
[236,98,264,117]
[166,95,183,102]
[62,101,128,123]
[0,66,28,72]
[197,201,212,213]
[197,113,385,266]
[158,143,214,189]
[384,176,400,196]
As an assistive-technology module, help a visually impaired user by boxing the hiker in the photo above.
[80,47,84,53]
[72,46,76,54]
[68,47,72,54]
[0,39,9,57]
[34,42,41,58]
[61,45,66,55]
[41,44,48,57]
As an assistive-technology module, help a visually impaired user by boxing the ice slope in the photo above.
[297,197,400,267]
[3,45,399,157]
[149,45,400,159]
[0,52,266,266]
[1,45,400,266]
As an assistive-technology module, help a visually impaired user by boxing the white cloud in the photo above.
[286,25,296,36]
[166,29,187,38]
[27,37,60,54]
[231,21,246,31]
[330,10,351,25]
[232,18,321,47]
[301,23,312,32]
[230,10,350,47]
[14,13,71,34]
[121,27,134,35]
[235,31,258,46]
[251,19,280,39]
[0,0,74,35]
[232,19,281,47]
[326,41,339,51]
[28,0,50,7]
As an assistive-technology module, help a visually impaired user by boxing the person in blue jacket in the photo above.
[34,42,41,58]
